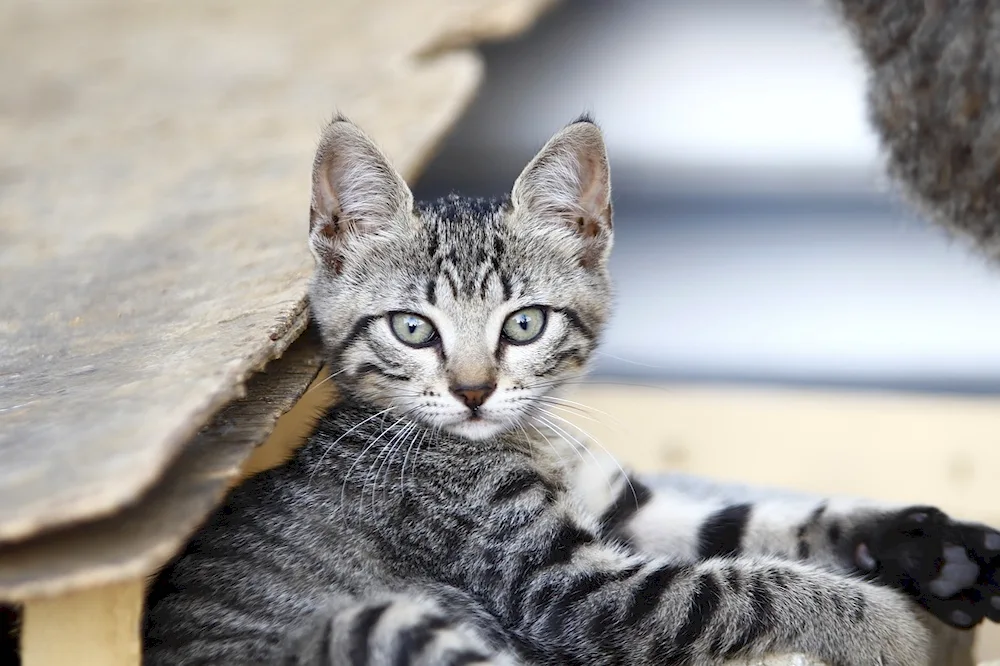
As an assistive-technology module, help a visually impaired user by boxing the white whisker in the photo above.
[535,407,638,512]
[371,420,418,513]
[337,410,409,516]
[311,406,394,486]
[400,425,430,488]
[359,415,415,516]
[304,365,350,396]
[533,410,616,500]
[529,421,569,470]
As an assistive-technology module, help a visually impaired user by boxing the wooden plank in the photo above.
[238,363,339,481]
[0,0,555,544]
[0,328,323,601]
[21,579,143,666]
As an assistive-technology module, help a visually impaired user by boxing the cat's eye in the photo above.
[389,312,438,347]
[501,306,547,345]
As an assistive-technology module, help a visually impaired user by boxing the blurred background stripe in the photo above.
[415,0,1000,394]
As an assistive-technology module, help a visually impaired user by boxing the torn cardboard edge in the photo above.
[0,328,324,601]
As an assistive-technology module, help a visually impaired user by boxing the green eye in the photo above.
[502,306,547,344]
[389,312,438,347]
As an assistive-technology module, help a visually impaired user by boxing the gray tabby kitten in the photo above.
[144,1,1000,664]
[144,114,1000,665]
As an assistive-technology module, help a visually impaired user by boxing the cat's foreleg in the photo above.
[574,456,1000,629]
[462,464,931,666]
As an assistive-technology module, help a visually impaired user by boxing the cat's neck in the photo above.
[303,396,579,490]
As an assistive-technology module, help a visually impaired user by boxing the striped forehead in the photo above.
[416,195,517,303]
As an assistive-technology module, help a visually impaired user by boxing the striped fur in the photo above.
[147,403,934,665]
[575,452,1000,632]
[145,2,1000,661]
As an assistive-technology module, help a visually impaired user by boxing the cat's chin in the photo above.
[443,418,511,441]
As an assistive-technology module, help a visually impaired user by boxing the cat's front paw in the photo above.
[853,506,1000,629]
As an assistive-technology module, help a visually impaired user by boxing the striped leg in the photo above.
[285,590,521,666]
[573,454,1000,630]
[465,461,930,666]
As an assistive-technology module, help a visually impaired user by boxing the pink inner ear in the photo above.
[317,214,341,239]
[577,155,607,209]
[313,159,344,223]
[567,150,610,235]
[575,215,604,240]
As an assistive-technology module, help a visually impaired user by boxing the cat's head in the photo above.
[308,116,613,440]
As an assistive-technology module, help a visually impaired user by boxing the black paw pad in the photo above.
[854,507,1000,629]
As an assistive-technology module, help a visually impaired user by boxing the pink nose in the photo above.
[450,383,496,411]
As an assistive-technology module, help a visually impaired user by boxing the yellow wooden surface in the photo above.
[238,367,339,481]
[564,384,1000,522]
[21,579,143,666]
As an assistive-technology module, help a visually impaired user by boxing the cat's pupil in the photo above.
[407,320,418,333]
[518,315,529,330]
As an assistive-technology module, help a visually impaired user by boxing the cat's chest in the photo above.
[353,443,569,529]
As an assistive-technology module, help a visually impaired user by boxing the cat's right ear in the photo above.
[309,117,414,272]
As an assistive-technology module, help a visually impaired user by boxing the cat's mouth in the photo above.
[444,411,510,441]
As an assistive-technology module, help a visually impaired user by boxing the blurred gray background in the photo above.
[414,0,1000,394]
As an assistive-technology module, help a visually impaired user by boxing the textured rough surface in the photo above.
[0,329,324,600]
[0,0,554,544]
[727,658,824,666]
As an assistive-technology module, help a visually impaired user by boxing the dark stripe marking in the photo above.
[697,503,752,558]
[490,468,543,503]
[335,314,380,359]
[551,306,595,341]
[625,563,687,625]
[827,522,842,546]
[673,573,722,653]
[545,563,643,633]
[598,477,653,536]
[851,591,867,623]
[444,650,492,666]
[539,522,595,568]
[444,272,460,299]
[392,615,449,666]
[724,578,774,659]
[347,602,390,665]
[425,278,437,305]
[535,346,586,377]
[314,616,334,663]
[356,363,411,382]
[478,267,493,300]
[500,272,513,301]
[427,222,440,258]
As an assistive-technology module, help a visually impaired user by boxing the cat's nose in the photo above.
[450,382,496,411]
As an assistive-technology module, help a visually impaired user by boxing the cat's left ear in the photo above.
[511,116,612,268]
